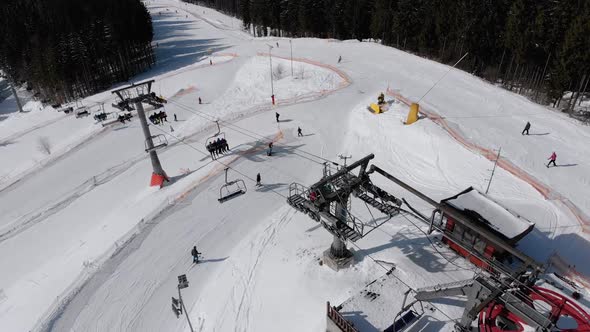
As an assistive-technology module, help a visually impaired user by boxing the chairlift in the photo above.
[218,168,246,203]
[205,121,225,146]
[75,107,90,118]
[145,134,168,152]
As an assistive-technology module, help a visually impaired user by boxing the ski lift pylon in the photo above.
[218,168,246,203]
[145,134,168,152]
[205,120,225,146]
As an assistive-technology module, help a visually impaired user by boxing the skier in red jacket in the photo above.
[547,152,557,167]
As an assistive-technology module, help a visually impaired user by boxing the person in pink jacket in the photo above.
[547,152,557,167]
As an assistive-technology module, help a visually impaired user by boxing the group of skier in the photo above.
[207,137,230,160]
[149,111,168,125]
[521,121,559,168]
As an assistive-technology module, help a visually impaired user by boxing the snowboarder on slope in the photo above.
[191,246,201,264]
[256,173,261,186]
[275,112,280,123]
[297,127,303,137]
[522,121,531,135]
[547,152,557,167]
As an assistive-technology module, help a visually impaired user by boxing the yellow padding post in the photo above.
[406,103,419,124]
[370,103,381,114]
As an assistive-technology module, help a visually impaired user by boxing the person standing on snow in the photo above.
[256,173,261,186]
[522,121,531,135]
[338,55,342,64]
[191,246,201,264]
[297,127,303,137]
[547,152,557,167]
[198,97,202,105]
[275,112,280,123]
[174,113,178,121]
[267,142,273,156]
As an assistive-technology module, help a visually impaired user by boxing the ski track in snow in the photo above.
[386,88,590,233]
[33,45,347,332]
[3,1,590,331]
[213,208,294,331]
[0,154,145,242]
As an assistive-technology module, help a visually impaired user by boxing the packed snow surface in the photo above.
[0,0,589,331]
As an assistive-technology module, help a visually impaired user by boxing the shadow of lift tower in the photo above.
[112,80,169,187]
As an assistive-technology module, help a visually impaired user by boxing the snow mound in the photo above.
[178,55,344,135]
[22,100,44,113]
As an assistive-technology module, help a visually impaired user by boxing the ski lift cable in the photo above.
[148,123,467,327]
[357,183,550,307]
[347,240,463,327]
[151,104,549,321]
[167,99,331,165]
[166,99,336,166]
[399,209,556,312]
[147,123,289,199]
[398,211,480,274]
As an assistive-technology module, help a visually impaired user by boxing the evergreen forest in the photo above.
[0,0,155,102]
[187,0,590,110]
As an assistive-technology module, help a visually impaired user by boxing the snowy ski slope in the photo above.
[0,0,589,331]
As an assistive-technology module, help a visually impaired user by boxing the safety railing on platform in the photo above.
[327,301,358,332]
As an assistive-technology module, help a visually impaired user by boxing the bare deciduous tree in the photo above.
[37,136,51,155]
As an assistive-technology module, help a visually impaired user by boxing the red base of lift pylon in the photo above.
[150,172,169,188]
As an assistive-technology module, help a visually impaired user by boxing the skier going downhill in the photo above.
[275,112,280,123]
[256,173,261,186]
[191,246,201,264]
[338,55,342,64]
[522,121,531,135]
[297,127,303,137]
[547,152,557,167]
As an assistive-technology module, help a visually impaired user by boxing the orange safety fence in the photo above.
[549,253,590,290]
[385,87,590,234]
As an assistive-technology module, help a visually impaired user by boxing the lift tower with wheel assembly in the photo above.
[287,154,403,271]
[112,80,169,187]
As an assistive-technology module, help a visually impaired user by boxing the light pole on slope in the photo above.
[289,39,294,77]
[266,44,275,105]
[171,274,195,332]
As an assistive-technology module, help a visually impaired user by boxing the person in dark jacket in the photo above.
[522,121,531,135]
[275,112,280,123]
[297,127,303,137]
[256,173,261,186]
[191,246,201,264]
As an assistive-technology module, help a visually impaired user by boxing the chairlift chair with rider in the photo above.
[218,168,246,203]
[205,120,226,147]
[145,134,168,152]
